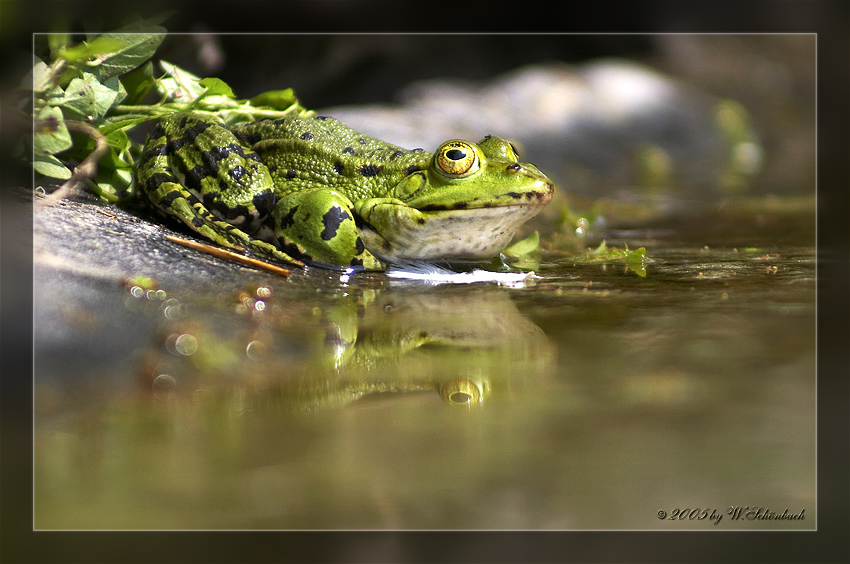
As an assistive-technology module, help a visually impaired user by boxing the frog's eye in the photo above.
[435,141,480,178]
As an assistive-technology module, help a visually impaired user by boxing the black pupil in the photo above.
[446,149,466,161]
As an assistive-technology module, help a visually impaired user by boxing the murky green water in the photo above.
[34,210,816,530]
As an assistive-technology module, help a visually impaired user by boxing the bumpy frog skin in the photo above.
[135,112,555,272]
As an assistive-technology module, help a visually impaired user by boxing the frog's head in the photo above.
[354,136,555,263]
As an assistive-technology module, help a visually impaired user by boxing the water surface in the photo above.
[34,208,816,530]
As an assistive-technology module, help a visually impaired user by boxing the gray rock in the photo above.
[320,60,753,197]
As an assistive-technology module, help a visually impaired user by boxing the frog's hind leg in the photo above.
[142,171,304,268]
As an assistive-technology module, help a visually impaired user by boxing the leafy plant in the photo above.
[27,18,310,205]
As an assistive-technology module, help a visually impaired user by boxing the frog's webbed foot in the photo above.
[259,189,383,271]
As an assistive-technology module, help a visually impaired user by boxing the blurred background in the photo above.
[146,33,815,199]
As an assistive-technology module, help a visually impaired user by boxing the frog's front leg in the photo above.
[260,189,383,271]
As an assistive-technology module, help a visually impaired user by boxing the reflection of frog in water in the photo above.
[137,284,555,409]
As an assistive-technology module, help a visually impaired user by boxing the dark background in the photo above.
[3,1,848,562]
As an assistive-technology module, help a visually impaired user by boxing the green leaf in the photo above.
[58,30,165,81]
[48,33,71,55]
[95,165,134,199]
[106,128,131,151]
[102,130,134,170]
[199,77,235,98]
[50,72,125,120]
[623,246,648,277]
[34,106,72,154]
[156,60,206,102]
[58,36,126,64]
[113,167,134,185]
[589,240,608,256]
[33,152,72,180]
[503,231,540,257]
[92,32,166,80]
[100,114,155,135]
[577,240,650,277]
[120,61,157,105]
[249,88,299,111]
[30,59,54,93]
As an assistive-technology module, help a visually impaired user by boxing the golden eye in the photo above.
[435,141,480,178]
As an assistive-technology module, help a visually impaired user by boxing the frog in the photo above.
[135,111,555,272]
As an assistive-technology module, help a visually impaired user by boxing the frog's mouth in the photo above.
[355,201,549,262]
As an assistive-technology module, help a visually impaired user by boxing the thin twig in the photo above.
[165,235,293,277]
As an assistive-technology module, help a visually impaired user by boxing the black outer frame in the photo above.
[2,1,848,562]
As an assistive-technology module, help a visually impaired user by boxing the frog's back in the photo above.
[231,114,399,152]
[231,115,432,201]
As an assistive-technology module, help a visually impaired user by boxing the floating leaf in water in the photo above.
[503,231,540,257]
[588,239,608,256]
[578,240,649,277]
[503,231,541,271]
[623,246,648,277]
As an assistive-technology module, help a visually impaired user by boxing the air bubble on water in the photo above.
[575,217,590,239]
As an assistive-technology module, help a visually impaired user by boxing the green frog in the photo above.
[135,112,554,272]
